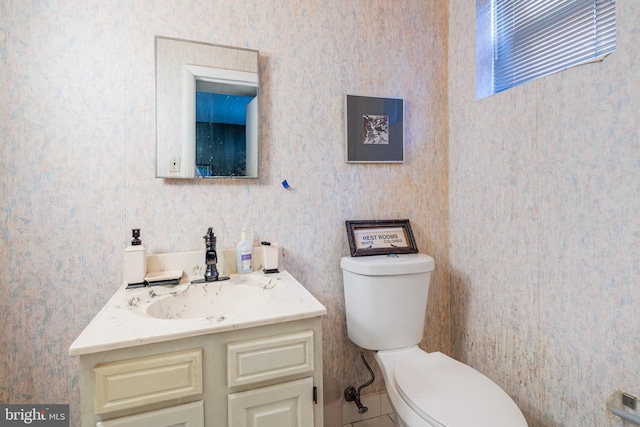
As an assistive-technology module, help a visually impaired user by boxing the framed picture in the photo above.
[345,219,419,257]
[345,95,404,163]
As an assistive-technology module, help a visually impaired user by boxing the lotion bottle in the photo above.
[124,228,147,286]
[236,227,252,274]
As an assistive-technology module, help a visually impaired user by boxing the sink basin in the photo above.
[142,276,282,320]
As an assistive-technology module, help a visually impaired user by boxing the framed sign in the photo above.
[345,95,404,163]
[345,219,419,257]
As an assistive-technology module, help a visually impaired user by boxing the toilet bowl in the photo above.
[375,346,527,427]
[341,254,528,427]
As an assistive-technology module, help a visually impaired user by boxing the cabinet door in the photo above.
[228,377,313,427]
[96,400,203,427]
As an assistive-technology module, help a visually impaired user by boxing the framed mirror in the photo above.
[155,36,259,179]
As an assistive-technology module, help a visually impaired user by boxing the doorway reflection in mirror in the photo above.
[195,90,256,177]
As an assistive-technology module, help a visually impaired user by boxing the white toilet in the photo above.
[341,253,528,427]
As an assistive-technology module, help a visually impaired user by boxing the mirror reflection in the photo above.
[155,37,259,179]
[195,76,258,177]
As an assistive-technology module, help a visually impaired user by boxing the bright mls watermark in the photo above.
[0,405,68,426]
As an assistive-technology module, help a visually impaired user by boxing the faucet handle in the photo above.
[203,227,216,246]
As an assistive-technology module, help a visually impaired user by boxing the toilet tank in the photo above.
[341,254,435,351]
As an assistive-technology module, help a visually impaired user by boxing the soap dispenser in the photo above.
[236,227,252,274]
[124,228,147,288]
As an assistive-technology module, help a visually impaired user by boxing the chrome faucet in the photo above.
[192,227,229,284]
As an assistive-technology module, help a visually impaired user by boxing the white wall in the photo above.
[449,1,640,425]
[0,2,449,425]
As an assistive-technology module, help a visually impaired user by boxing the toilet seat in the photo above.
[392,350,527,427]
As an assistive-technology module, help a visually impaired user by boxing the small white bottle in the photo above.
[124,228,147,286]
[236,227,252,274]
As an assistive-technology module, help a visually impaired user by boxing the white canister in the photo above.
[124,229,147,286]
[262,242,280,273]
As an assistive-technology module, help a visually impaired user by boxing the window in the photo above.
[476,0,616,98]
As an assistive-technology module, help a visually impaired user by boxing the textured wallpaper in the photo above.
[0,1,449,425]
[449,1,640,426]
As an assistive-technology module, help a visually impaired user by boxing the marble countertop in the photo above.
[69,269,326,356]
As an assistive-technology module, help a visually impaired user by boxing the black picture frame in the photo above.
[345,95,404,163]
[345,219,419,257]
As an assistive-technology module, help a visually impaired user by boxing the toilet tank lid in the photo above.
[341,253,434,276]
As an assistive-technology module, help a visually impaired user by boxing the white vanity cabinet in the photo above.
[76,318,323,427]
[71,267,327,427]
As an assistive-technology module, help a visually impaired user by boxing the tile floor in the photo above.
[339,391,396,427]
[344,414,395,427]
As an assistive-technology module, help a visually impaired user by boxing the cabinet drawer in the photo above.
[94,348,203,415]
[227,330,314,387]
[96,400,204,427]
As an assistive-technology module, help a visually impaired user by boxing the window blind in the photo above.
[493,0,616,93]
